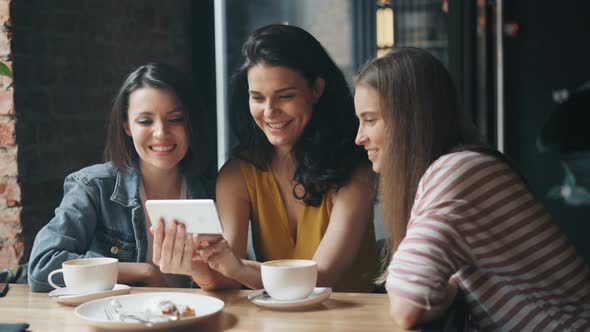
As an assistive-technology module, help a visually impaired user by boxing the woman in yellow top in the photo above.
[152,24,378,292]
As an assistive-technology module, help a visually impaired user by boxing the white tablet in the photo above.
[144,199,223,234]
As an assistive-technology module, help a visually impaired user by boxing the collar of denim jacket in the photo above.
[110,165,141,208]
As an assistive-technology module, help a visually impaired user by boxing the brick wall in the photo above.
[0,0,194,269]
[0,0,21,268]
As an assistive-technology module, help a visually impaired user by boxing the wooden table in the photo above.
[0,284,416,331]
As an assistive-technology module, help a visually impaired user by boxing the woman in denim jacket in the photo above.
[28,63,213,292]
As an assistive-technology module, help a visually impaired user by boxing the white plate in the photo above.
[251,287,332,310]
[74,292,224,331]
[49,284,131,306]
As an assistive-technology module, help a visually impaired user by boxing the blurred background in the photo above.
[0,0,588,270]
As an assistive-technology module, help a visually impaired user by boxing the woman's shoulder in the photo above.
[59,163,128,203]
[419,149,519,199]
[216,159,251,203]
[218,158,241,175]
[436,149,500,163]
[219,158,262,179]
[428,149,509,176]
[68,162,120,183]
[216,158,250,186]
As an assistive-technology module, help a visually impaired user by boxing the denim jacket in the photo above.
[28,162,212,292]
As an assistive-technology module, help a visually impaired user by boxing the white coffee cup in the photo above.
[261,259,317,301]
[47,257,118,293]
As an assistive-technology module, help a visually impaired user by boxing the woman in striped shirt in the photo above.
[354,47,590,331]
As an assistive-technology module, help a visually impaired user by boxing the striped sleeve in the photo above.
[386,151,590,329]
[385,152,498,310]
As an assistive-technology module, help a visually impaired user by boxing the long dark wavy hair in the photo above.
[230,24,367,206]
[104,63,209,175]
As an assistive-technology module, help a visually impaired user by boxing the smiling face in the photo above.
[355,84,385,173]
[123,87,189,175]
[247,64,324,155]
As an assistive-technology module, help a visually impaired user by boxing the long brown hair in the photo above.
[355,48,471,283]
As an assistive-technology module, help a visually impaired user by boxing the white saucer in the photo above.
[49,284,131,306]
[251,287,332,310]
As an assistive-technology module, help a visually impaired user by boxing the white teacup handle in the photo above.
[48,269,64,289]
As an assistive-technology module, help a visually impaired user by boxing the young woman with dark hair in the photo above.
[153,24,379,292]
[354,47,590,330]
[28,63,212,292]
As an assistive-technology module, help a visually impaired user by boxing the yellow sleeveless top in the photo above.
[240,160,378,292]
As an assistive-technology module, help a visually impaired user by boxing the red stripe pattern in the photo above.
[386,151,590,331]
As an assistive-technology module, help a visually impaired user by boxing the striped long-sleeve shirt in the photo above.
[386,151,590,331]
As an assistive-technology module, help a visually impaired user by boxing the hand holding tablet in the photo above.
[145,199,223,234]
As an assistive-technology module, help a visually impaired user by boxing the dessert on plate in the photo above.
[143,296,196,318]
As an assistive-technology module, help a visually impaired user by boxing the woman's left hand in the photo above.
[151,218,212,278]
[195,234,244,280]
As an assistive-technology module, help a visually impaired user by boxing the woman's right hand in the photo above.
[196,234,245,279]
[151,218,214,283]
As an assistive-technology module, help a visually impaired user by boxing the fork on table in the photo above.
[103,300,179,326]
